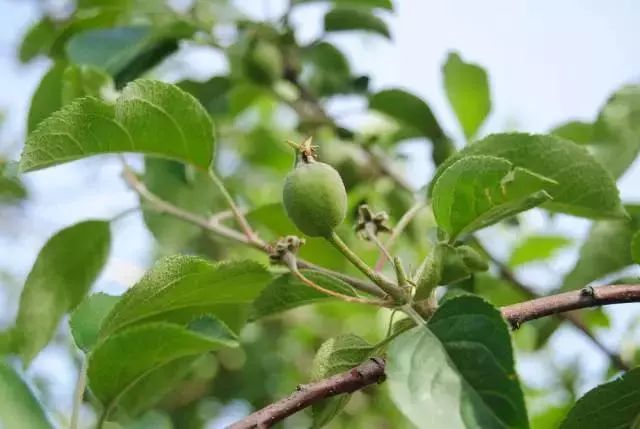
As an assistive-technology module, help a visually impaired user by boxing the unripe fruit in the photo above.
[243,40,283,85]
[283,161,347,237]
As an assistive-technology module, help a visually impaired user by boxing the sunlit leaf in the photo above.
[443,52,491,139]
[509,235,572,267]
[432,155,555,238]
[21,80,214,172]
[431,133,627,220]
[0,362,53,429]
[14,221,111,365]
[99,255,271,338]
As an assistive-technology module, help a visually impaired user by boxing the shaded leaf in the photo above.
[559,367,640,429]
[88,320,236,408]
[0,362,53,429]
[387,295,528,429]
[632,231,640,264]
[302,42,353,96]
[249,271,356,320]
[369,88,445,142]
[509,235,572,267]
[562,207,640,291]
[178,76,232,117]
[27,62,66,133]
[430,133,626,220]
[443,52,491,139]
[324,8,390,38]
[99,255,271,338]
[70,293,120,352]
[590,85,640,178]
[293,0,393,9]
[117,357,197,418]
[62,64,115,105]
[310,334,374,428]
[14,221,111,365]
[66,24,192,87]
[21,80,214,172]
[142,158,217,250]
[432,155,555,238]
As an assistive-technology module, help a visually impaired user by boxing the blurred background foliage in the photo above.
[0,0,639,428]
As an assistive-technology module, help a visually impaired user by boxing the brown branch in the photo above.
[228,284,640,428]
[501,284,640,325]
[227,358,387,429]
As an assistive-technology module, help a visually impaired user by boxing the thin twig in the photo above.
[227,358,387,429]
[120,162,387,298]
[69,357,87,429]
[360,145,415,195]
[285,254,389,307]
[365,225,394,267]
[374,201,425,272]
[207,167,259,243]
[228,283,640,428]
[326,231,404,303]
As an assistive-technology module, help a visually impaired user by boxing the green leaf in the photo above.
[249,271,356,320]
[99,255,271,338]
[66,24,192,87]
[14,220,111,365]
[19,18,57,63]
[431,133,627,220]
[0,163,27,202]
[141,158,217,250]
[509,235,572,267]
[442,52,491,140]
[293,0,393,9]
[559,367,640,429]
[551,120,594,145]
[0,362,53,429]
[20,79,214,172]
[303,42,353,96]
[70,293,120,352]
[310,334,374,428]
[116,357,197,418]
[324,8,390,38]
[88,320,236,409]
[562,213,640,291]
[387,295,528,429]
[432,155,555,238]
[632,231,640,264]
[62,64,115,105]
[178,76,232,117]
[369,89,446,142]
[27,62,66,133]
[590,85,640,178]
